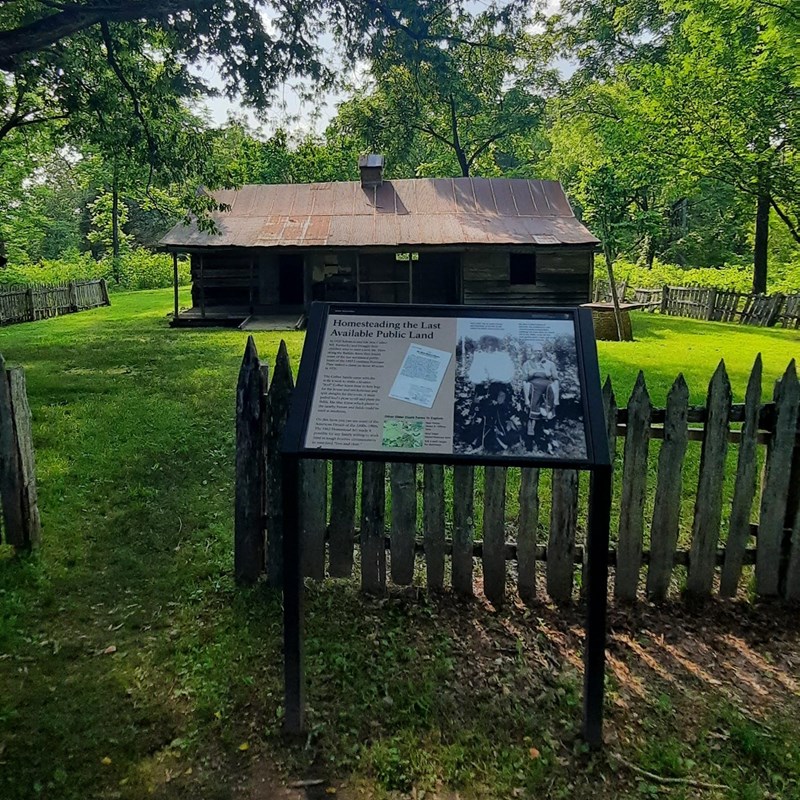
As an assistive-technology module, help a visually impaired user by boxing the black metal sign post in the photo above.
[582,466,612,746]
[280,302,612,748]
[281,453,304,735]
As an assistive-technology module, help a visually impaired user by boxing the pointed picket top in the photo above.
[779,359,798,395]
[746,354,763,402]
[238,336,259,387]
[601,375,618,465]
[705,360,732,420]
[602,375,615,405]
[629,370,651,410]
[271,339,295,392]
[669,373,689,407]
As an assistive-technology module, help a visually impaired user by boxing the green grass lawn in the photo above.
[0,289,798,800]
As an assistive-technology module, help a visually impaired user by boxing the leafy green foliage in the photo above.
[0,250,189,290]
[605,256,800,295]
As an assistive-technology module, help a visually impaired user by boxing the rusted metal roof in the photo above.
[160,178,599,249]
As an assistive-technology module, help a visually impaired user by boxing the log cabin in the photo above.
[160,156,599,328]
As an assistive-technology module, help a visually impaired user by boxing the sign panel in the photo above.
[285,303,609,468]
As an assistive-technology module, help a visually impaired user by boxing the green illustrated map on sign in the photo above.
[382,419,424,449]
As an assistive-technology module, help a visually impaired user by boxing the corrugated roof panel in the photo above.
[393,180,414,216]
[509,179,536,216]
[427,179,458,214]
[328,215,374,247]
[354,184,376,215]
[374,182,397,215]
[288,184,312,216]
[331,181,357,216]
[453,179,478,213]
[472,178,498,215]
[372,214,400,244]
[490,180,519,216]
[458,214,493,244]
[270,184,298,216]
[309,183,335,216]
[301,215,332,245]
[543,181,573,216]
[529,181,552,216]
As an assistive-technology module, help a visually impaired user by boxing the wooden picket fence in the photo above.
[234,339,800,604]
[0,356,40,549]
[0,279,110,325]
[594,280,800,328]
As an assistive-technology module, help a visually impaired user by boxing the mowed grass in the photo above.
[0,289,798,800]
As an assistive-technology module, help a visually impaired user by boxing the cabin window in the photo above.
[509,252,537,285]
[358,253,411,303]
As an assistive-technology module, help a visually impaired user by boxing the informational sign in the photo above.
[284,303,609,468]
[280,302,612,749]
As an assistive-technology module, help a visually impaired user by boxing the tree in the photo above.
[552,0,800,291]
[544,82,681,270]
[329,8,550,177]
[637,0,800,292]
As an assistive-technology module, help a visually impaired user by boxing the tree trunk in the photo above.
[111,169,121,284]
[603,245,624,341]
[449,95,470,177]
[753,190,770,294]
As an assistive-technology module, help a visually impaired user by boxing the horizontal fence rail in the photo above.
[0,280,110,326]
[595,280,800,329]
[234,340,800,606]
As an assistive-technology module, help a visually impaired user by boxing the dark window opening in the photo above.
[278,254,305,305]
[509,252,536,285]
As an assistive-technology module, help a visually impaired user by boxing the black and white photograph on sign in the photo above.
[453,317,587,459]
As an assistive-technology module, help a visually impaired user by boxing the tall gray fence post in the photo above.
[234,337,267,584]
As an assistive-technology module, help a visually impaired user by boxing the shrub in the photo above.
[597,257,800,295]
[0,249,190,292]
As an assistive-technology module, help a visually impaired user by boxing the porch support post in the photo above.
[249,256,255,314]
[199,253,206,318]
[172,252,179,320]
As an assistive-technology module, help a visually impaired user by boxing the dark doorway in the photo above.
[412,253,460,304]
[279,254,305,305]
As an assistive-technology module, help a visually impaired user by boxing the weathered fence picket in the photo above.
[328,460,357,578]
[482,466,507,606]
[517,468,539,604]
[646,375,689,601]
[360,461,386,594]
[615,373,651,601]
[687,362,732,598]
[548,470,578,603]
[452,465,475,596]
[235,342,800,607]
[756,362,799,597]
[234,337,266,584]
[424,464,446,590]
[720,356,762,597]
[300,460,327,580]
[0,357,41,549]
[265,341,293,588]
[390,462,416,585]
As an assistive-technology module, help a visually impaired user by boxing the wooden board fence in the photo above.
[234,342,800,605]
[0,280,109,326]
[597,279,800,328]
